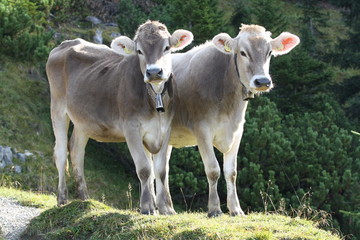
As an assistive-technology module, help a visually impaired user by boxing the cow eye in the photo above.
[164,46,170,52]
[240,51,247,57]
[268,50,272,57]
[137,50,143,55]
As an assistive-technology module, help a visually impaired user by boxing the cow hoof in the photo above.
[207,210,223,218]
[57,198,68,206]
[57,193,68,206]
[159,208,176,215]
[78,190,90,201]
[230,210,245,217]
[141,209,157,215]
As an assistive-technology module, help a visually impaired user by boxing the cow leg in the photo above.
[223,134,245,216]
[196,131,222,217]
[69,127,90,201]
[51,101,70,206]
[144,148,156,213]
[154,144,176,215]
[125,131,156,214]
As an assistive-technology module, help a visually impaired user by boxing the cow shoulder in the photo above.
[189,45,234,102]
[67,54,147,128]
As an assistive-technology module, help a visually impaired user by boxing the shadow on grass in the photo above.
[22,200,213,240]
[22,200,134,240]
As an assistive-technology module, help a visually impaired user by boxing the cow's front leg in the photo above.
[223,133,245,216]
[154,143,176,215]
[125,130,156,215]
[196,129,222,217]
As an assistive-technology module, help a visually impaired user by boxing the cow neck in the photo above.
[233,53,255,101]
[146,74,172,113]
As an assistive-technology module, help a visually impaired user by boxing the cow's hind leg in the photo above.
[223,134,245,216]
[69,127,90,200]
[154,144,176,215]
[196,130,222,217]
[51,101,70,206]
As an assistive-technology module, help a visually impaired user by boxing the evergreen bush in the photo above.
[0,0,53,61]
[169,97,359,236]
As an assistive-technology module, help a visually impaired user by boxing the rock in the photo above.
[16,153,26,162]
[0,150,5,169]
[85,16,102,25]
[24,150,33,158]
[0,146,13,169]
[93,29,103,44]
[14,166,22,173]
[111,32,121,39]
[0,146,34,171]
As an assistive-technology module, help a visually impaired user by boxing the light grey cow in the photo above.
[47,20,193,214]
[154,24,300,217]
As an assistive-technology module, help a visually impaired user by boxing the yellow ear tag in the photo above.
[175,35,187,48]
[175,40,184,48]
[124,48,132,54]
[275,43,284,51]
[224,45,231,52]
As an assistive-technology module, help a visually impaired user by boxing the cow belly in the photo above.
[213,119,244,153]
[83,124,125,142]
[68,112,125,142]
[169,127,197,148]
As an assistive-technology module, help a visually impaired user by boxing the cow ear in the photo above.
[212,33,235,55]
[271,32,300,56]
[170,30,193,51]
[111,36,136,56]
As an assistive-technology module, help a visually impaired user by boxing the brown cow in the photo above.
[47,20,193,214]
[154,24,300,217]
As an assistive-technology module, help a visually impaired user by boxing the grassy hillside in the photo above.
[0,187,341,240]
[0,59,52,153]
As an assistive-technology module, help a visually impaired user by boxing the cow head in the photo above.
[212,24,300,94]
[111,20,193,94]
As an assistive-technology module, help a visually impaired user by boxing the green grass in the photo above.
[0,187,57,209]
[0,188,341,240]
[23,201,340,240]
[0,59,53,153]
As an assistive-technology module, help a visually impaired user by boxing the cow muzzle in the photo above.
[145,67,164,82]
[251,76,273,92]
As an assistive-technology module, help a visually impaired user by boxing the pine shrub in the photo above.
[0,0,53,61]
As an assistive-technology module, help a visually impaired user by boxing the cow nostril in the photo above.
[146,68,162,78]
[254,78,271,88]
